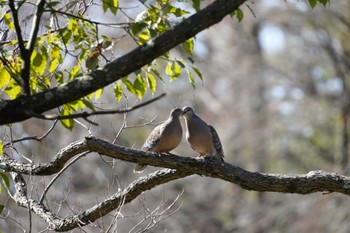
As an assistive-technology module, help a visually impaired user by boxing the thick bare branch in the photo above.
[53,169,189,232]
[3,136,350,196]
[10,169,189,232]
[0,0,247,125]
[0,139,88,175]
[84,137,350,196]
[10,172,60,226]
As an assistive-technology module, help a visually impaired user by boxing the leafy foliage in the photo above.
[308,0,330,8]
[0,0,207,129]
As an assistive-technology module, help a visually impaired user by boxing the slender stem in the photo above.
[39,152,87,204]
[27,93,166,121]
[27,0,46,53]
[8,0,27,93]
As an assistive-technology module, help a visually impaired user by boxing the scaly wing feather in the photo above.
[209,125,224,161]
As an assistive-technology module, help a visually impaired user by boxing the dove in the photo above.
[181,106,224,162]
[134,108,183,173]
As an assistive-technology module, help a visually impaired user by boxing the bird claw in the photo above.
[157,152,173,157]
[196,155,215,161]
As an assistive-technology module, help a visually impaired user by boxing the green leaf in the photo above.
[0,172,10,190]
[85,54,99,70]
[82,98,95,111]
[111,0,119,14]
[318,0,328,6]
[231,8,244,22]
[148,6,160,23]
[138,29,150,44]
[36,76,51,90]
[131,22,148,36]
[146,72,157,93]
[191,66,203,81]
[3,13,14,29]
[5,80,21,99]
[69,65,81,79]
[0,205,4,214]
[164,4,190,17]
[101,39,112,50]
[171,7,190,17]
[31,47,48,76]
[122,77,136,95]
[103,0,119,14]
[165,62,172,78]
[187,70,195,88]
[156,19,170,33]
[192,0,200,12]
[165,61,182,81]
[308,0,317,8]
[60,105,74,130]
[114,82,123,101]
[67,101,79,112]
[150,67,163,81]
[31,50,42,66]
[0,68,11,88]
[49,46,61,73]
[176,60,185,68]
[182,38,194,55]
[94,88,103,100]
[62,29,72,44]
[79,48,89,64]
[47,1,61,7]
[134,74,147,99]
[54,71,64,84]
[188,56,195,64]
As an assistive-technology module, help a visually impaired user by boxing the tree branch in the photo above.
[0,0,247,125]
[84,137,350,196]
[10,172,60,227]
[53,169,189,232]
[27,0,46,53]
[0,139,89,175]
[4,119,58,146]
[8,0,25,56]
[3,136,350,196]
[8,0,26,92]
[10,169,189,232]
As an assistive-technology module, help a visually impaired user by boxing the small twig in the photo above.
[45,8,130,28]
[28,93,166,121]
[105,195,126,233]
[4,120,58,146]
[27,0,46,53]
[8,0,26,55]
[130,188,184,233]
[39,152,88,204]
[113,95,129,144]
